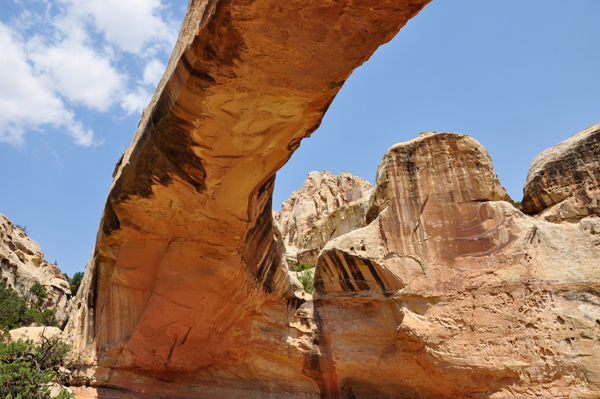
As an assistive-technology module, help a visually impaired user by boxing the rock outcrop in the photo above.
[313,132,600,398]
[0,214,72,325]
[275,171,373,249]
[64,0,430,397]
[522,122,600,221]
[296,196,371,265]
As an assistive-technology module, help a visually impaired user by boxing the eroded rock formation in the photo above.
[296,196,370,265]
[275,171,373,250]
[0,214,72,325]
[314,132,600,398]
[65,0,430,397]
[522,122,600,221]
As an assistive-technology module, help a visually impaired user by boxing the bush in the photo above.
[297,270,314,294]
[0,284,58,334]
[69,272,83,296]
[0,332,73,399]
[293,262,314,272]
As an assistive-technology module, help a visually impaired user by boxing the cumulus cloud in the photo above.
[0,23,95,147]
[121,87,152,116]
[66,0,178,56]
[142,58,166,86]
[0,0,178,147]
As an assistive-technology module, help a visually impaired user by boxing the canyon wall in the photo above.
[65,0,431,397]
[313,131,600,398]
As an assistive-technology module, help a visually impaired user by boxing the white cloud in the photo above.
[0,23,96,147]
[27,31,126,112]
[142,58,166,86]
[121,87,152,116]
[0,0,178,147]
[65,0,178,56]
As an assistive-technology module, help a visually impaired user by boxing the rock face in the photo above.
[296,196,370,265]
[276,171,373,249]
[0,214,72,325]
[64,0,430,397]
[522,122,600,221]
[313,132,600,398]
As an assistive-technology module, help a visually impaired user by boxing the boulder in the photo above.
[9,326,63,345]
[0,214,72,325]
[522,122,600,220]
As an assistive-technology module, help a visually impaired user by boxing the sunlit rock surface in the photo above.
[0,214,72,325]
[314,132,600,398]
[522,122,600,221]
[296,196,371,265]
[276,171,373,250]
[65,0,430,397]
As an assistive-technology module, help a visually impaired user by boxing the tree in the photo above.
[0,332,73,399]
[69,272,84,296]
[0,284,58,334]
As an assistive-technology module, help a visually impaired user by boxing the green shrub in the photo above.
[297,270,314,294]
[69,272,84,296]
[0,284,58,333]
[0,334,73,399]
[293,262,314,272]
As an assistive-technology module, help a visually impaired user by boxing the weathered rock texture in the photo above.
[296,196,370,265]
[275,171,373,249]
[314,132,600,398]
[65,0,430,397]
[0,214,72,325]
[522,122,600,221]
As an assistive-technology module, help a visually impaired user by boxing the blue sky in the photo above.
[1,0,599,277]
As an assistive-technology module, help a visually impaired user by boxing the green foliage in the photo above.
[70,272,84,296]
[0,285,31,332]
[30,282,47,305]
[293,262,314,272]
[0,334,74,399]
[292,263,315,294]
[0,284,58,334]
[297,270,314,294]
[514,201,522,210]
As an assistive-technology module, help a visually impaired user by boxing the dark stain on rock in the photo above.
[341,252,370,291]
[302,299,339,399]
[244,177,282,294]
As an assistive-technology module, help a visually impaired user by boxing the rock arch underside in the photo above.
[65,0,600,398]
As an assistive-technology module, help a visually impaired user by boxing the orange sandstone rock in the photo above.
[65,0,430,397]
[314,132,600,398]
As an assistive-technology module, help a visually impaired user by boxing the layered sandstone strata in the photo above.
[0,214,72,325]
[64,0,431,397]
[275,170,373,249]
[313,132,600,398]
[522,122,600,221]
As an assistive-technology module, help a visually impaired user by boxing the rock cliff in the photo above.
[314,132,600,398]
[60,0,600,397]
[64,0,431,397]
[0,214,72,325]
[296,196,371,265]
[522,122,600,221]
[274,170,373,264]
